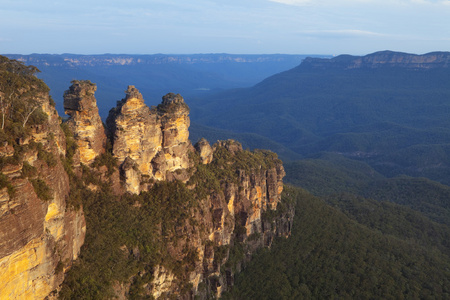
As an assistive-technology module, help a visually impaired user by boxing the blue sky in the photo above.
[1,0,450,55]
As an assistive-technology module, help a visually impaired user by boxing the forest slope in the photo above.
[189,51,450,184]
[224,186,450,299]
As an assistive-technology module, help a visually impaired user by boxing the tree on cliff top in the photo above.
[0,55,48,132]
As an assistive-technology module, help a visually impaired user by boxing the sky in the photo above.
[1,0,450,56]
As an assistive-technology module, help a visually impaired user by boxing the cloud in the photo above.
[299,29,388,38]
[269,0,313,5]
[269,0,450,5]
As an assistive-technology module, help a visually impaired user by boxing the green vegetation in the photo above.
[285,157,450,227]
[21,161,37,178]
[0,55,49,133]
[36,142,58,167]
[0,172,15,197]
[59,141,283,299]
[225,187,450,299]
[0,55,58,202]
[324,193,450,257]
[31,178,53,201]
[188,59,450,185]
[6,53,450,299]
[59,178,200,299]
[91,142,117,176]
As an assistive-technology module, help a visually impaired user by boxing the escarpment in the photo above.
[1,60,294,300]
[302,50,450,70]
[62,83,294,299]
[0,57,85,299]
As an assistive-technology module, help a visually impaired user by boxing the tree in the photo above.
[0,56,43,129]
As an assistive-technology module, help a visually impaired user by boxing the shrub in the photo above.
[31,178,53,201]
[0,172,15,197]
[21,161,37,178]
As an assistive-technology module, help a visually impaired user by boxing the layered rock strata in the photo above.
[302,50,450,70]
[0,92,86,299]
[63,80,106,165]
[1,74,293,299]
[57,81,293,299]
[106,86,191,193]
[145,139,292,299]
[193,140,291,299]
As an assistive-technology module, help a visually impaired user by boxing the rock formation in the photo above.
[0,65,293,299]
[195,138,213,164]
[0,83,85,298]
[145,140,292,299]
[63,81,293,298]
[63,80,106,165]
[302,50,450,70]
[106,87,191,193]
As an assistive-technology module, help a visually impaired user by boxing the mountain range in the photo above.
[2,51,450,299]
[188,50,450,185]
[5,53,327,119]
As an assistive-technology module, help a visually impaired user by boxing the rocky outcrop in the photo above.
[302,50,450,70]
[106,87,191,193]
[0,92,85,299]
[195,138,213,164]
[196,141,291,298]
[63,80,106,165]
[146,140,292,299]
[1,70,293,299]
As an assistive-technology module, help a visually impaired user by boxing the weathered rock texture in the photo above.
[190,140,292,299]
[106,87,191,193]
[0,92,86,299]
[195,138,213,164]
[60,82,293,299]
[142,139,292,299]
[1,76,292,299]
[63,80,106,165]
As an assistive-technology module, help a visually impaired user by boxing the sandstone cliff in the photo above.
[187,140,292,299]
[302,50,450,70]
[106,86,191,193]
[117,139,292,299]
[0,58,85,299]
[1,58,293,299]
[60,80,293,299]
[63,80,106,165]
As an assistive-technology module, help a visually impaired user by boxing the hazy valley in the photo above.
[1,51,450,299]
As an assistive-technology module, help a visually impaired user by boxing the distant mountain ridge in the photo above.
[3,53,329,119]
[302,50,450,69]
[188,50,450,184]
[5,53,310,67]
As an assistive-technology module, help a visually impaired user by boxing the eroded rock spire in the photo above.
[63,80,106,165]
[106,87,191,193]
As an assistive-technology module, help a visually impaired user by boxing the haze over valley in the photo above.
[2,0,450,298]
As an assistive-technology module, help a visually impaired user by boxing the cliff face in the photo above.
[145,140,292,299]
[63,81,293,299]
[302,50,450,70]
[1,61,292,300]
[0,81,85,299]
[63,80,106,165]
[106,86,191,193]
[194,141,291,299]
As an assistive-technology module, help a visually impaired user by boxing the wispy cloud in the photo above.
[322,29,384,36]
[299,29,388,38]
[269,0,450,5]
[269,0,313,5]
